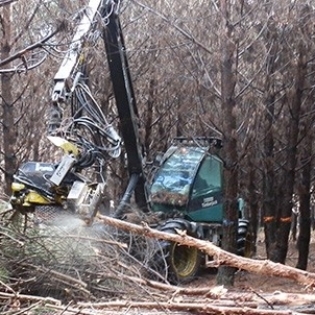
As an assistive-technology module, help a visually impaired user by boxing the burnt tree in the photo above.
[216,0,239,286]
[0,3,17,195]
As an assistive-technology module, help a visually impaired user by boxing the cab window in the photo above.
[193,156,222,194]
[150,147,204,196]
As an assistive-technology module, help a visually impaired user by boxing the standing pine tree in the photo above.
[216,0,239,287]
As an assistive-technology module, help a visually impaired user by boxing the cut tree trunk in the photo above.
[98,214,315,288]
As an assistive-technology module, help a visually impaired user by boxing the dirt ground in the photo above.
[190,229,315,294]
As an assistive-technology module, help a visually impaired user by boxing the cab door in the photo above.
[187,155,223,222]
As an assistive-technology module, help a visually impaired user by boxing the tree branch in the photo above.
[0,0,18,8]
[131,0,213,55]
[0,21,66,69]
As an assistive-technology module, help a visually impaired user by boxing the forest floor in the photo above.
[1,203,315,315]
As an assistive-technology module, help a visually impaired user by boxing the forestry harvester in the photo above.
[9,0,250,284]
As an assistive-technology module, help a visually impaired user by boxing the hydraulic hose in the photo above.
[113,173,140,218]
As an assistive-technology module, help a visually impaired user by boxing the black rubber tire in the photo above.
[158,227,202,284]
[237,219,251,257]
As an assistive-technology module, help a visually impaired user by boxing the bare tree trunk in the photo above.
[216,0,238,287]
[247,155,258,255]
[176,96,186,137]
[295,7,314,270]
[296,145,312,270]
[270,42,305,263]
[262,19,277,259]
[144,78,155,157]
[1,4,17,195]
[290,212,298,242]
[296,108,313,270]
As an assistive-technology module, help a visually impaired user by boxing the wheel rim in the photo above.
[170,243,199,278]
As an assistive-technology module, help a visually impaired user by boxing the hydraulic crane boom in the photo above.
[52,0,101,103]
[101,4,147,213]
[48,0,147,212]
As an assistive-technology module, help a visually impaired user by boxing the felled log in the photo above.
[76,300,292,315]
[98,214,315,288]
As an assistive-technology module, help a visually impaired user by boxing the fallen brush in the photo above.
[0,206,169,303]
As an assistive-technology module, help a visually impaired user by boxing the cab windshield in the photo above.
[150,147,205,206]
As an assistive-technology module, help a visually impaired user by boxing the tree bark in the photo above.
[296,114,312,270]
[262,18,277,260]
[295,10,314,269]
[246,155,259,255]
[216,0,239,287]
[1,3,17,194]
[271,41,305,264]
